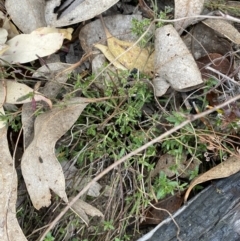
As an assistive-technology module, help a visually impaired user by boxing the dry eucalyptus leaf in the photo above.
[0,127,27,241]
[150,153,200,179]
[0,80,52,107]
[5,0,46,33]
[91,54,124,90]
[70,197,104,225]
[174,0,204,34]
[0,28,8,44]
[0,44,8,55]
[0,28,66,64]
[150,154,185,178]
[94,44,127,70]
[189,22,231,59]
[203,19,240,45]
[154,24,203,96]
[62,161,102,197]
[152,76,171,97]
[21,98,90,210]
[45,0,119,27]
[33,62,73,98]
[22,63,73,149]
[33,27,73,40]
[184,155,240,202]
[95,16,154,75]
[22,103,35,150]
[79,14,142,53]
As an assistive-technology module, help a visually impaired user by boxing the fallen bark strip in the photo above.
[138,171,240,241]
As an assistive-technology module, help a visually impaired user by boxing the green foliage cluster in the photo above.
[0,111,21,131]
[68,72,157,166]
[131,6,173,46]
[205,0,240,17]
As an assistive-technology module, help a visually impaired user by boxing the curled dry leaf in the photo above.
[5,0,46,33]
[203,19,240,45]
[174,0,204,34]
[0,27,68,64]
[45,0,119,27]
[79,14,142,53]
[154,24,203,96]
[95,16,154,75]
[33,27,73,40]
[0,127,27,241]
[94,44,127,70]
[184,155,240,202]
[21,97,90,210]
[22,62,73,149]
[0,80,52,107]
[150,153,201,179]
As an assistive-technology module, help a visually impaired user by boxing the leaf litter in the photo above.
[1,0,240,240]
[21,97,90,209]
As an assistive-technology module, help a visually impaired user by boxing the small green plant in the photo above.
[73,73,155,164]
[103,220,115,231]
[153,172,187,199]
[0,111,22,131]
[43,232,55,241]
[205,0,240,17]
[131,6,172,46]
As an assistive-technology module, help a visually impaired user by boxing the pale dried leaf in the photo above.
[70,197,104,225]
[22,103,35,150]
[45,0,119,27]
[152,76,170,97]
[0,127,27,241]
[33,27,73,40]
[154,24,203,96]
[94,44,127,70]
[0,30,65,64]
[184,155,240,202]
[95,16,154,75]
[22,63,72,149]
[33,62,73,98]
[87,180,102,197]
[0,28,7,44]
[21,98,89,209]
[79,15,142,53]
[5,0,46,33]
[150,153,201,179]
[0,80,52,107]
[62,161,102,196]
[174,0,204,34]
[203,19,240,45]
[0,44,9,55]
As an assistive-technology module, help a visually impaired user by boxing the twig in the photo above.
[39,93,240,241]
